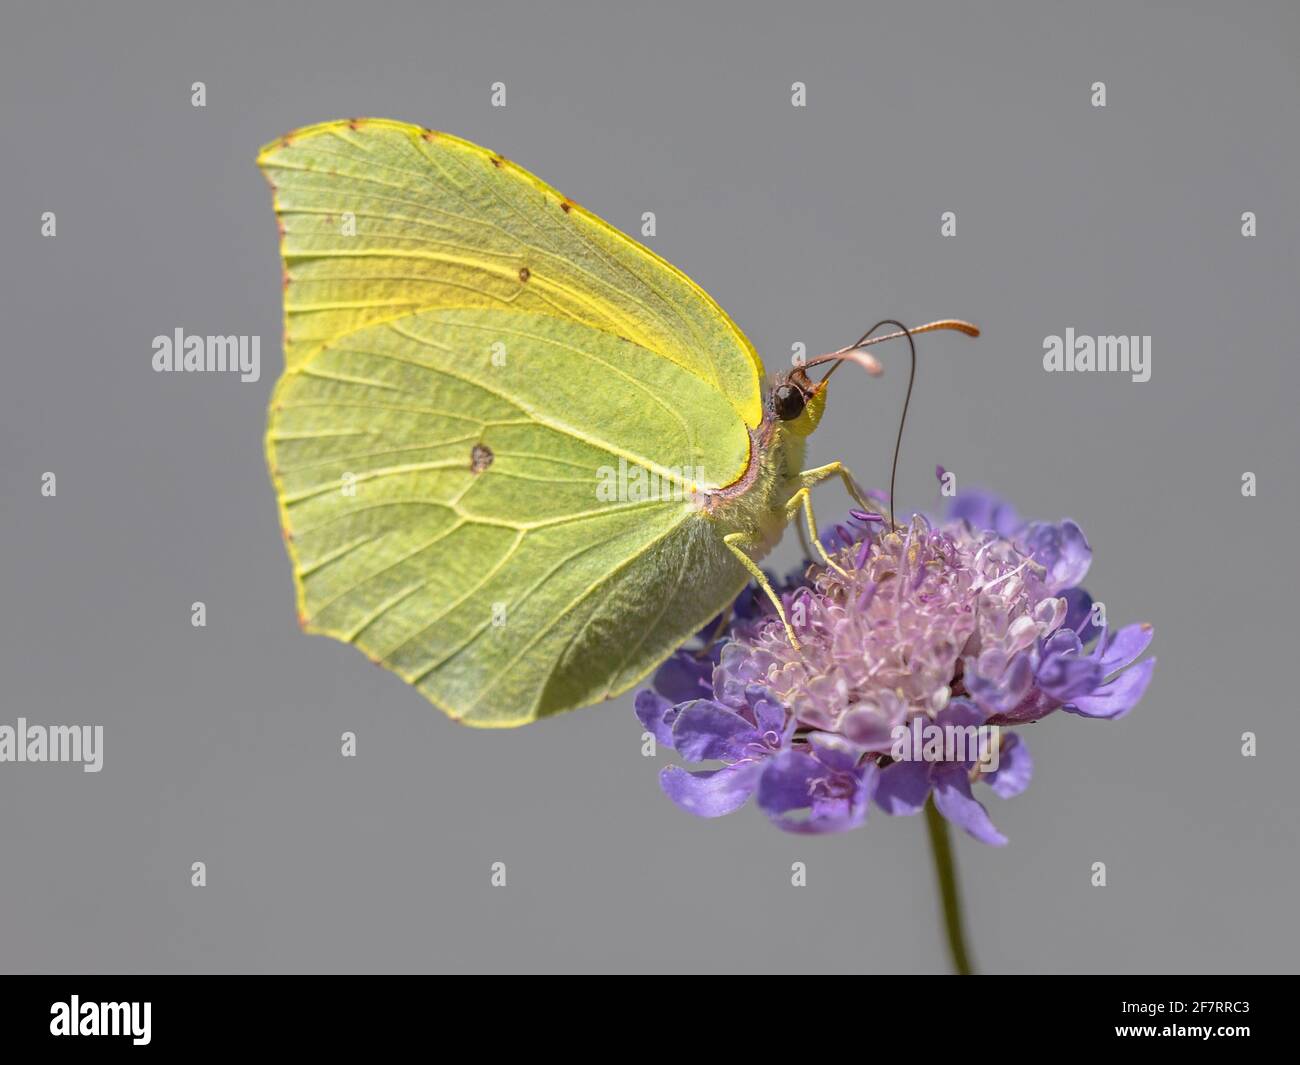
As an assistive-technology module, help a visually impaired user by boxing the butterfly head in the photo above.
[769,367,826,438]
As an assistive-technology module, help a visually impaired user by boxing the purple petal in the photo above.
[671,702,758,762]
[984,732,1032,798]
[1061,587,1101,645]
[840,703,902,751]
[948,489,1020,537]
[935,697,989,730]
[745,685,788,737]
[932,764,1008,846]
[755,750,822,816]
[873,757,932,815]
[965,654,1034,716]
[1021,520,1092,593]
[1042,627,1083,658]
[634,690,677,749]
[758,751,873,834]
[659,762,761,818]
[791,764,875,835]
[1065,657,1156,720]
[1036,650,1104,701]
[653,651,713,704]
[948,489,1021,539]
[808,731,867,773]
[730,583,765,620]
[1098,623,1154,676]
[713,642,763,709]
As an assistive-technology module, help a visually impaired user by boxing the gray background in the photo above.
[2,0,1297,974]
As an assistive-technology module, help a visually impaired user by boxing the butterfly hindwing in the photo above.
[267,309,751,724]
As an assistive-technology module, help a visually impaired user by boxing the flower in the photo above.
[633,486,1155,844]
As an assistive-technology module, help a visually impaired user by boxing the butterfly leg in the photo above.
[784,487,850,577]
[721,532,800,650]
[794,512,814,561]
[798,461,882,520]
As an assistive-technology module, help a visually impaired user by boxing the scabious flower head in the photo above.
[634,487,1155,844]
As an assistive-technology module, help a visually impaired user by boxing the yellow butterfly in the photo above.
[258,118,975,726]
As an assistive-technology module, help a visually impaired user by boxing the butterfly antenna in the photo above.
[877,319,915,534]
[802,318,979,532]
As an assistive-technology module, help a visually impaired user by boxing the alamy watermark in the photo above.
[1043,329,1151,382]
[596,457,704,503]
[50,997,150,1045]
[890,717,1000,772]
[151,328,261,382]
[0,718,103,772]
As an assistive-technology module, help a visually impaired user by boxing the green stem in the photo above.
[924,799,976,975]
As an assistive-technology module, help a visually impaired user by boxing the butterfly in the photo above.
[258,118,976,727]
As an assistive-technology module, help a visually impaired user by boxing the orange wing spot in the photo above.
[560,199,574,213]
[297,611,311,630]
[347,118,361,131]
[489,155,504,168]
[421,129,437,142]
[282,269,292,290]
[275,217,286,237]
[518,266,531,283]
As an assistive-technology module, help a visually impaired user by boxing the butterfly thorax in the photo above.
[699,386,818,562]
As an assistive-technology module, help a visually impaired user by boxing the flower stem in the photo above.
[924,799,976,975]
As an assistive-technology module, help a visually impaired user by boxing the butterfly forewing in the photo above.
[259,119,764,424]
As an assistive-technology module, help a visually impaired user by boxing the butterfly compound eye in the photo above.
[773,382,807,421]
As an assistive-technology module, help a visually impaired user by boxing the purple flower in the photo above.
[633,487,1155,845]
